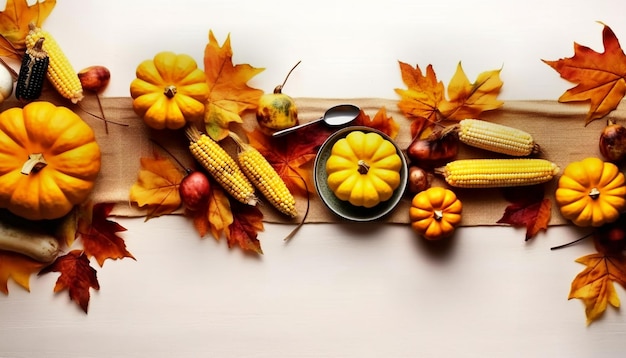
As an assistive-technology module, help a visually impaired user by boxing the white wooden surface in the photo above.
[1,0,625,357]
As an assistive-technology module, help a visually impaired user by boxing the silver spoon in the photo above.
[272,104,361,137]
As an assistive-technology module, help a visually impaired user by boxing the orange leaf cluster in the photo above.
[497,186,552,241]
[396,61,503,138]
[544,22,626,125]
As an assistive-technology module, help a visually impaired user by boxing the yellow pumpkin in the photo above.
[0,101,101,220]
[409,187,463,240]
[325,130,402,208]
[555,157,626,227]
[130,51,209,130]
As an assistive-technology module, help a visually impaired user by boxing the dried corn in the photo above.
[229,133,297,218]
[25,23,83,103]
[457,119,540,156]
[436,158,559,188]
[185,126,257,206]
[15,37,48,101]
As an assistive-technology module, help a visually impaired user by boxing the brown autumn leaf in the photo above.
[353,107,400,139]
[226,200,264,254]
[190,184,233,240]
[569,242,626,325]
[543,22,626,125]
[203,30,264,141]
[496,186,551,241]
[396,61,503,138]
[77,203,134,267]
[0,250,45,294]
[0,0,56,58]
[39,250,99,314]
[129,154,185,219]
[247,125,333,197]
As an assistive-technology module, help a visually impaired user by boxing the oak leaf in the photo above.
[226,201,264,254]
[0,0,56,58]
[396,61,503,138]
[203,30,264,140]
[0,251,45,294]
[247,125,333,196]
[569,248,626,325]
[543,22,626,125]
[78,203,134,267]
[353,107,400,139]
[39,250,99,313]
[497,186,551,240]
[129,154,185,219]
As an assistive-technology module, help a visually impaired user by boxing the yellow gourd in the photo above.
[555,157,626,227]
[0,101,101,220]
[325,130,402,208]
[130,51,209,130]
[409,187,463,240]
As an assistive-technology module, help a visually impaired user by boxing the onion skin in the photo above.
[407,165,431,195]
[406,128,459,168]
[599,119,626,162]
[179,171,211,211]
[78,66,111,93]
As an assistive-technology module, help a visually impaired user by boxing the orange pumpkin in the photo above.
[0,101,101,220]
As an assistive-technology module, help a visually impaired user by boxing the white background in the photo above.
[1,0,626,357]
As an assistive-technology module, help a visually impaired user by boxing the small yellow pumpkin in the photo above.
[130,51,209,130]
[0,101,101,220]
[326,130,402,208]
[555,157,626,227]
[409,187,462,240]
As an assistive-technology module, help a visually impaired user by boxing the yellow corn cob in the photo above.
[229,133,297,218]
[25,23,83,103]
[436,158,560,188]
[457,119,540,156]
[185,127,257,206]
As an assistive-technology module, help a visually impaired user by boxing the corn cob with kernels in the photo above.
[229,132,297,218]
[15,38,48,101]
[436,158,559,188]
[185,126,257,206]
[457,119,540,156]
[25,23,83,103]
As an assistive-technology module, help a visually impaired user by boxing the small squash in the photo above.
[555,157,626,227]
[130,51,209,130]
[409,187,462,240]
[326,130,402,208]
[0,101,101,220]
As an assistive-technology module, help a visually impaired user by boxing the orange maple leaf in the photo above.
[396,61,503,138]
[226,201,264,254]
[203,30,264,141]
[78,203,134,267]
[247,126,332,196]
[129,154,185,219]
[497,186,551,241]
[0,0,56,58]
[190,184,233,240]
[0,251,45,294]
[569,249,626,325]
[543,22,626,125]
[353,107,400,139]
[39,250,99,313]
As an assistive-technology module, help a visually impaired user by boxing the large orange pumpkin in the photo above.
[0,101,101,220]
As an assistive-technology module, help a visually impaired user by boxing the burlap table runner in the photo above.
[2,96,611,227]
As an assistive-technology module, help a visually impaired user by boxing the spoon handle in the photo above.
[272,117,324,137]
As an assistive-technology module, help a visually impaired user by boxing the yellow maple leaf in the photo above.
[129,155,185,219]
[0,0,56,58]
[569,251,626,325]
[0,251,45,294]
[203,30,264,141]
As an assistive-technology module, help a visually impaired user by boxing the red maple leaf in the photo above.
[497,186,552,240]
[39,250,99,313]
[78,203,134,267]
[226,200,264,254]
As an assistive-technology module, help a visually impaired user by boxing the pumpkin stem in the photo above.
[357,160,370,175]
[21,153,47,175]
[164,85,177,98]
[589,187,600,200]
[433,210,444,221]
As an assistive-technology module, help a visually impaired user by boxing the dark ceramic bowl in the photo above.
[314,126,408,222]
